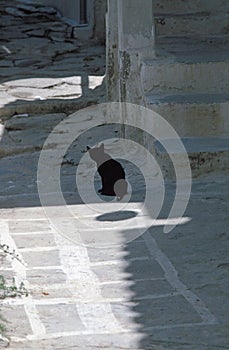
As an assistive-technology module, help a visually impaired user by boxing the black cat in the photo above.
[87,144,128,200]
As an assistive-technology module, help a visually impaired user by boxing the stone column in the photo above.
[106,0,119,101]
[106,0,155,104]
[118,0,155,52]
[118,0,155,104]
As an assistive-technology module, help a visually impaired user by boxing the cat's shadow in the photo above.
[96,210,137,222]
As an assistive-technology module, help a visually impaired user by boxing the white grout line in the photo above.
[8,216,145,222]
[11,231,53,236]
[0,220,46,337]
[29,277,166,290]
[89,256,149,266]
[1,292,181,306]
[143,232,218,325]
[0,192,75,199]
[143,321,218,331]
[30,276,166,291]
[77,303,127,333]
[9,219,50,222]
[26,328,132,340]
[29,283,79,290]
[10,320,217,343]
[99,277,165,285]
[19,246,58,252]
[26,265,62,270]
[17,247,145,257]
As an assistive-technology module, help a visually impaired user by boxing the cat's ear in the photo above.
[86,146,91,151]
[100,143,104,152]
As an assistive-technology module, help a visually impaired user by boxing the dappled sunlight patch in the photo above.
[88,75,105,90]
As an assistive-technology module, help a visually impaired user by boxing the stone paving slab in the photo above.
[37,304,85,334]
[26,269,67,287]
[100,279,175,300]
[111,296,202,328]
[9,220,53,234]
[91,259,164,283]
[0,305,32,338]
[12,234,56,249]
[20,250,61,267]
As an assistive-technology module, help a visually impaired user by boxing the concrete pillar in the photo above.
[118,0,155,52]
[106,0,155,104]
[106,0,119,101]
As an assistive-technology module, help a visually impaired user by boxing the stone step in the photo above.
[156,35,229,51]
[0,97,100,120]
[141,55,229,94]
[145,92,229,137]
[154,137,229,178]
[154,13,229,37]
[153,0,229,16]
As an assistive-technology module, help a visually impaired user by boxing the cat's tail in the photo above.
[114,179,128,201]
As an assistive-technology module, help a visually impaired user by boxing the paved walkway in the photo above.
[0,2,229,350]
[0,0,105,120]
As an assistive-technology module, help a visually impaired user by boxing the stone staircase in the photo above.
[142,0,229,177]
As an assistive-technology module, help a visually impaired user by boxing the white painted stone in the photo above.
[155,14,229,37]
[8,85,82,100]
[2,77,80,89]
[88,75,105,90]
[153,0,229,15]
[146,93,229,137]
[141,59,229,94]
[155,137,229,178]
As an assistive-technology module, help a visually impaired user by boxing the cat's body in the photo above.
[87,144,128,200]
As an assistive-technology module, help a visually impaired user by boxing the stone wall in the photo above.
[32,0,106,41]
[35,0,82,24]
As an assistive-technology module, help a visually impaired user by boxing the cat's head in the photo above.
[87,143,105,162]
